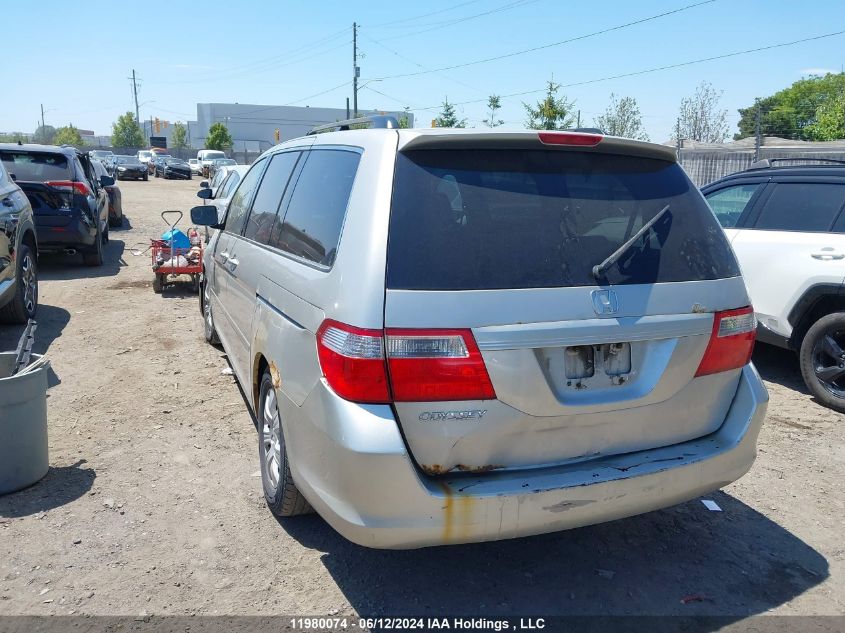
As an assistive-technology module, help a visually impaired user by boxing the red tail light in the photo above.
[695,307,756,377]
[46,180,92,196]
[316,321,496,403]
[538,131,602,146]
[386,329,496,402]
[316,320,390,403]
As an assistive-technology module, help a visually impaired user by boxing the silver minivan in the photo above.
[192,119,769,549]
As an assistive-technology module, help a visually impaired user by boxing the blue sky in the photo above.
[3,0,844,141]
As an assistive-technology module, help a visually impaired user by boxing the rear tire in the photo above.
[202,283,219,344]
[82,226,104,266]
[0,245,37,324]
[257,371,312,517]
[799,312,845,413]
[143,174,148,181]
[109,213,122,228]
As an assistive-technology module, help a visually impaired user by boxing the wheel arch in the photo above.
[788,283,845,349]
[21,229,37,261]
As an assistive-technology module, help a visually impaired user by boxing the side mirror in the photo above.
[191,205,220,227]
[197,187,213,200]
[100,175,115,187]
[200,180,209,189]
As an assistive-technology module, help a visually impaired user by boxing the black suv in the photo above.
[702,158,845,411]
[0,144,112,266]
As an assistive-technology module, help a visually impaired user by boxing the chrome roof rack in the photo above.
[308,115,400,135]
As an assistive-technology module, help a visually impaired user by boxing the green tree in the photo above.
[675,81,729,143]
[595,93,649,140]
[206,122,233,150]
[483,95,504,128]
[523,80,575,130]
[32,125,56,144]
[434,98,466,128]
[0,132,26,143]
[807,94,845,140]
[111,112,145,148]
[171,121,189,149]
[398,107,412,129]
[53,125,84,146]
[736,73,845,141]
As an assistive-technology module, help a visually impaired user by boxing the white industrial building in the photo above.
[142,103,412,152]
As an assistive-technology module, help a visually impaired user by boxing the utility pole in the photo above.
[40,104,45,131]
[130,70,140,124]
[346,97,350,120]
[576,109,581,128]
[352,22,359,118]
[754,98,762,163]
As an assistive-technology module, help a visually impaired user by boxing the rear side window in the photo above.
[387,150,740,290]
[705,183,761,228]
[224,160,266,235]
[754,183,845,232]
[0,151,70,182]
[271,149,360,268]
[243,152,300,244]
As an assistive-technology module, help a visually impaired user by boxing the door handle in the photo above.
[227,256,239,270]
[811,250,845,260]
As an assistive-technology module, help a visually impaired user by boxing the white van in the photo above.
[197,150,226,176]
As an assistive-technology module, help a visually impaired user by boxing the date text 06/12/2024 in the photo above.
[289,617,547,630]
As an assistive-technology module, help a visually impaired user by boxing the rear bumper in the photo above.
[35,219,97,250]
[285,364,769,549]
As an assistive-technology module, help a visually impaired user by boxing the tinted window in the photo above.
[705,183,761,228]
[754,183,845,232]
[243,152,300,244]
[224,160,266,235]
[220,172,241,198]
[272,149,360,267]
[0,151,70,181]
[387,150,740,290]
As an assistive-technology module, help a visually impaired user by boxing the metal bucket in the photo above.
[0,352,49,495]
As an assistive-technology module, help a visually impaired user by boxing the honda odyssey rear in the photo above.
[194,122,768,549]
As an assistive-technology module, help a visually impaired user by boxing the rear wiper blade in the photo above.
[591,204,671,281]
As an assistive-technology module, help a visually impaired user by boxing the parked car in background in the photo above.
[196,164,248,223]
[114,155,148,181]
[197,149,227,177]
[201,164,241,199]
[137,150,153,167]
[155,157,192,180]
[149,154,172,175]
[0,144,110,266]
[91,159,123,227]
[188,159,202,175]
[191,121,768,548]
[90,150,115,174]
[208,158,237,181]
[0,158,38,323]
[703,158,845,412]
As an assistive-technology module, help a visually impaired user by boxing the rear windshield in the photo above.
[387,149,740,290]
[0,151,71,182]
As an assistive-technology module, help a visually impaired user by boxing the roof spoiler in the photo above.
[308,115,400,135]
[749,157,845,169]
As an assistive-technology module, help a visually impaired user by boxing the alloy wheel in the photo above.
[261,386,282,493]
[21,253,37,316]
[811,328,845,399]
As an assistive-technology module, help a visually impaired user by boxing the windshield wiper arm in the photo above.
[591,204,671,280]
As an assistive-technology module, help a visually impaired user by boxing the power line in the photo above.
[370,0,714,80]
[368,0,486,28]
[418,30,845,110]
[283,80,353,107]
[376,0,541,42]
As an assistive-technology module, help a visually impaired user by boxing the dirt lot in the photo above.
[0,176,843,620]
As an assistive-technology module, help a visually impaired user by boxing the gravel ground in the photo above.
[0,177,842,620]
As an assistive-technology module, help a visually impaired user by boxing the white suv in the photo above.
[191,117,768,549]
[703,158,845,412]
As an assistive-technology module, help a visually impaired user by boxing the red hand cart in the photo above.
[151,210,202,294]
